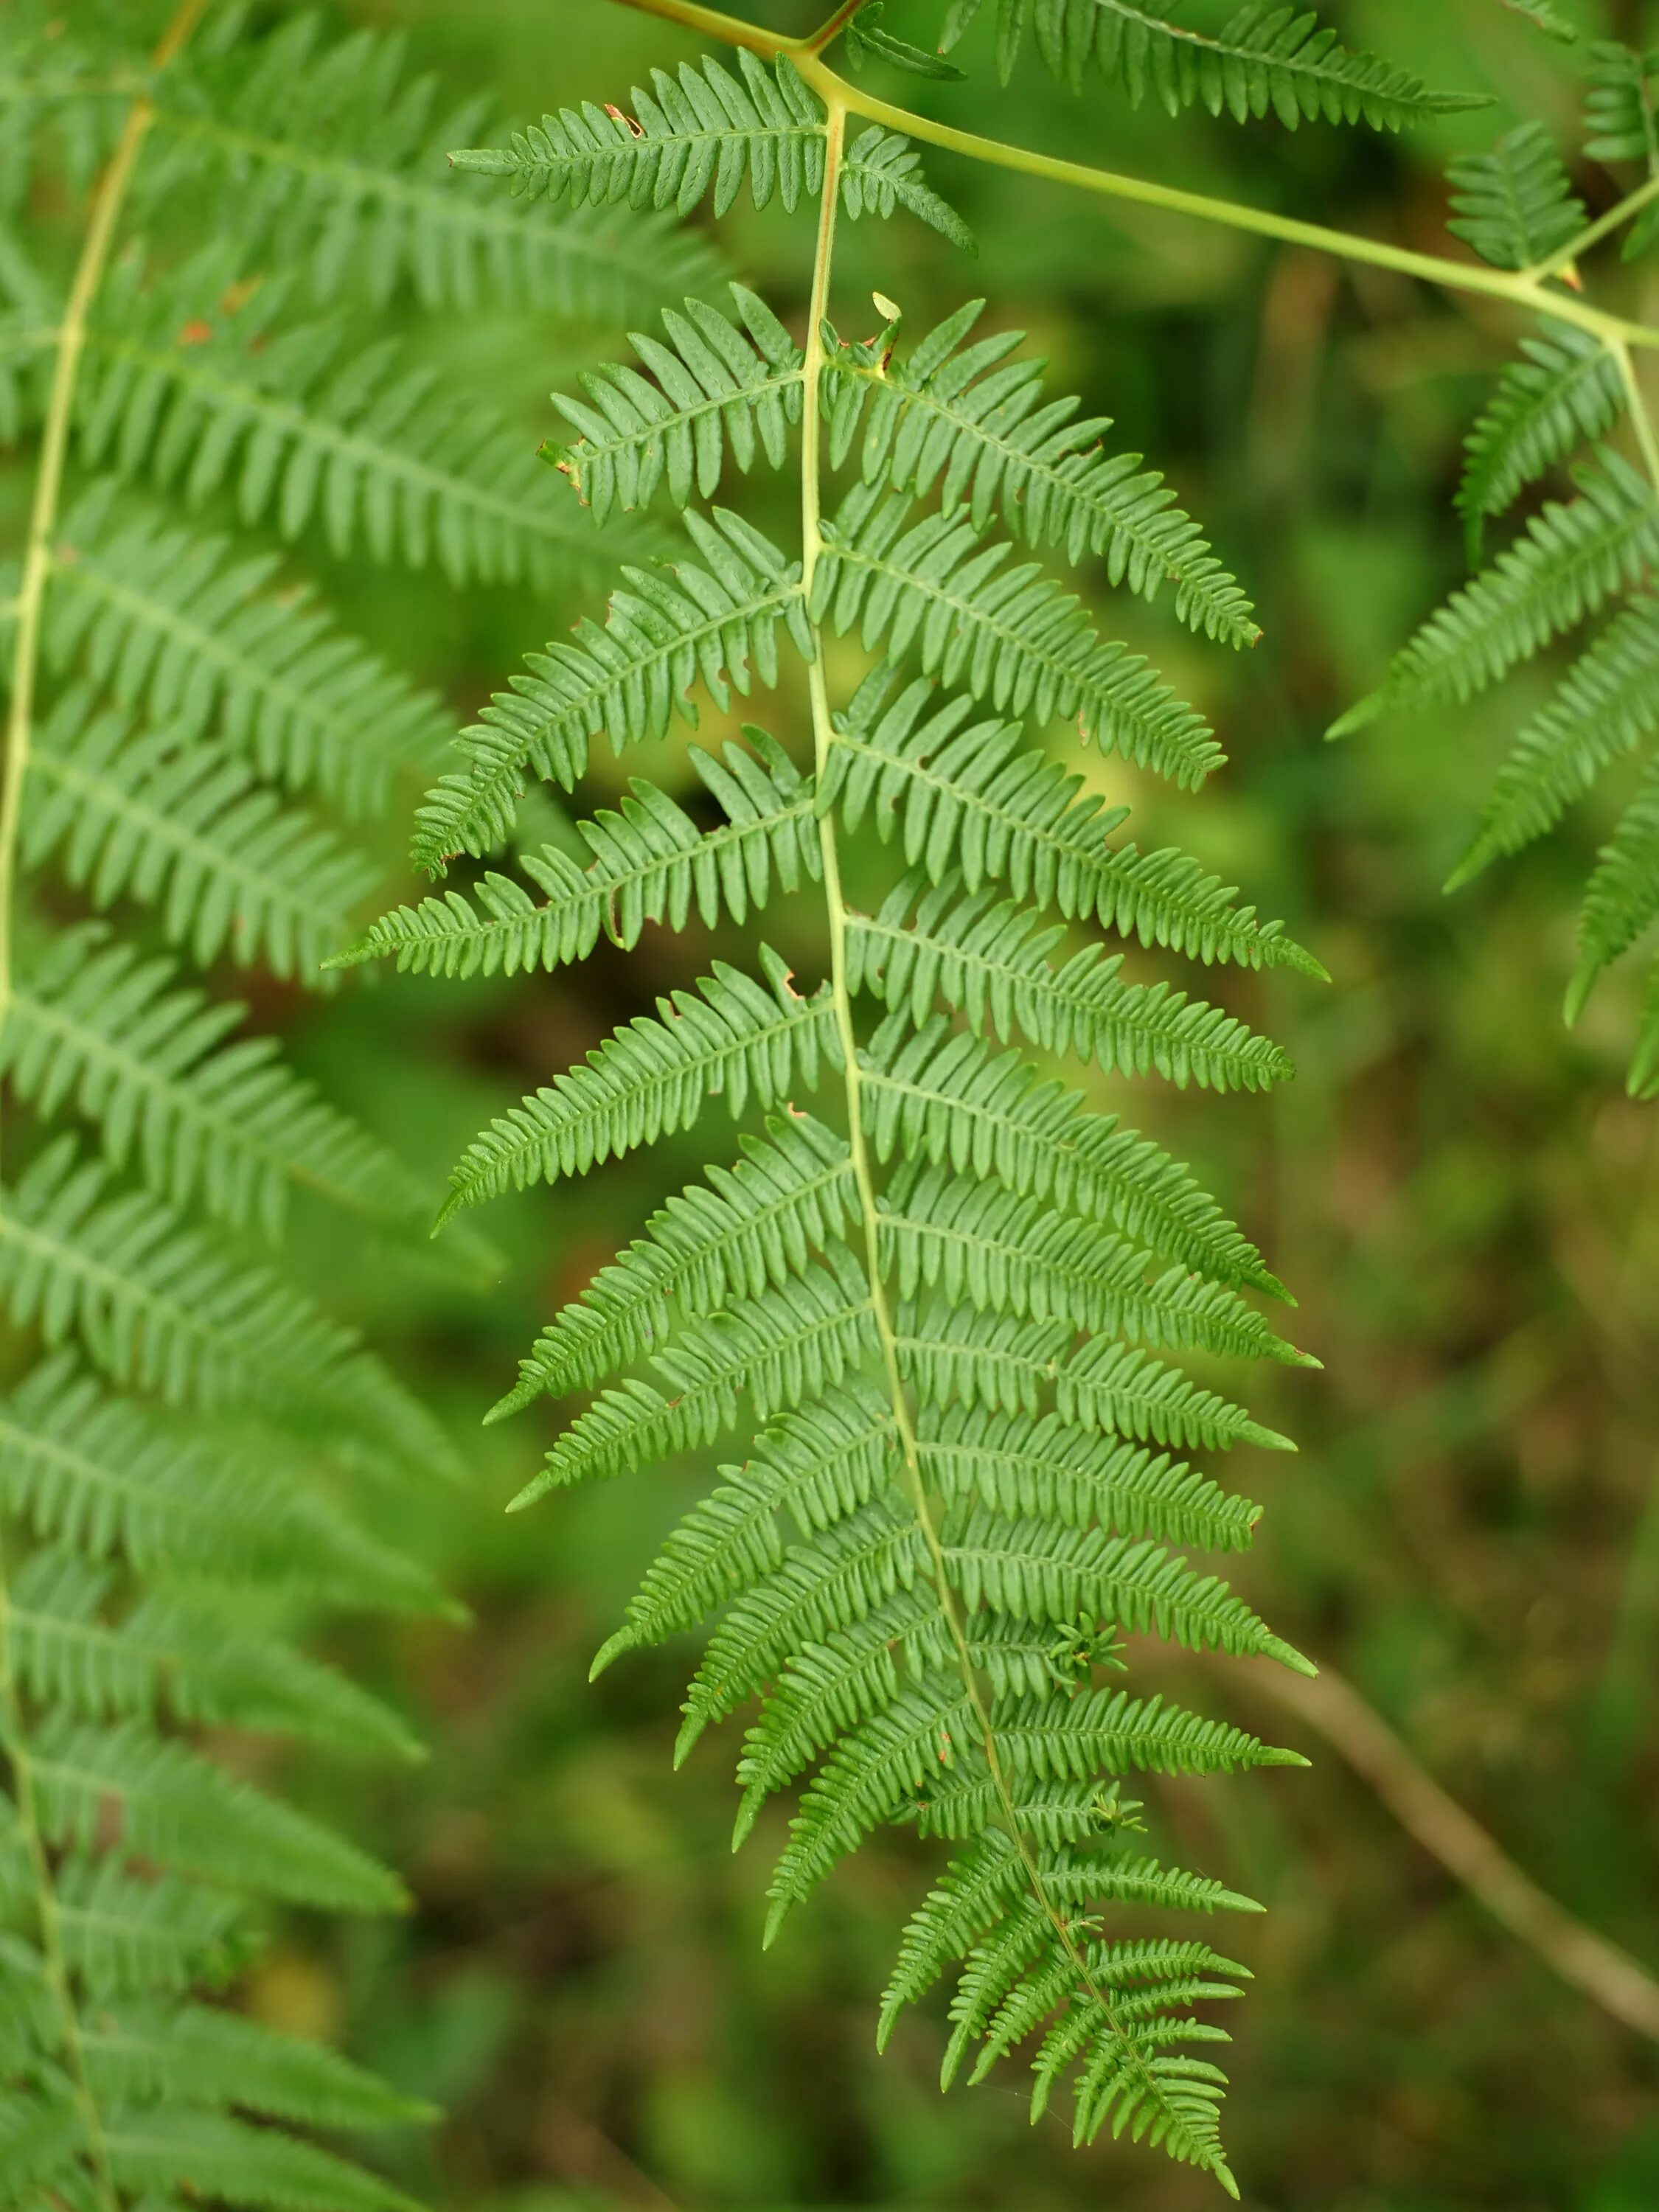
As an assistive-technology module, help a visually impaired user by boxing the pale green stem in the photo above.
[1614,338,1659,493]
[1525,171,1659,282]
[0,4,212,2205]
[609,0,1659,357]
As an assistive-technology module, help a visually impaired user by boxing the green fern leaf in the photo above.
[861,1015,1288,1295]
[452,52,968,244]
[442,947,838,1220]
[491,1114,855,1411]
[880,1158,1310,1364]
[826,670,1319,969]
[942,0,1486,128]
[43,490,454,817]
[848,872,1295,1091]
[4,924,425,1239]
[1456,322,1626,557]
[516,1252,880,1509]
[919,1402,1262,1551]
[824,302,1260,644]
[411,509,813,871]
[341,731,817,978]
[549,285,802,524]
[1448,597,1659,886]
[590,1381,900,1675]
[28,1717,403,1911]
[21,689,373,979]
[1332,452,1659,732]
[1447,120,1585,269]
[1568,756,1659,1017]
[815,484,1225,787]
[144,10,722,317]
[80,252,619,592]
[103,2106,423,2212]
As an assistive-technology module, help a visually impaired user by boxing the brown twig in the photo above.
[1237,1659,1659,2042]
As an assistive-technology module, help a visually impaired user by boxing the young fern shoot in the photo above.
[330,1,1487,2185]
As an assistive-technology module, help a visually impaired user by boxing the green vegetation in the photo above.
[1,3,1657,2209]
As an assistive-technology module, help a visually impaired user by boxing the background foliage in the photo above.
[29,1,1659,2207]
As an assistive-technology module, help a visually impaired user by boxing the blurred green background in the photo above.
[208,1,1659,2205]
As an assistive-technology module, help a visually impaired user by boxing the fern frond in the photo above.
[21,689,372,979]
[5,1549,418,1759]
[27,1859,240,2000]
[550,285,802,524]
[452,52,967,245]
[0,1141,440,1481]
[849,872,1294,1092]
[826,671,1320,970]
[0,1357,448,1610]
[142,10,721,318]
[79,254,619,592]
[411,509,813,871]
[919,1400,1259,1550]
[28,1717,402,1911]
[340,731,817,978]
[443,947,838,1217]
[1456,322,1626,557]
[1332,452,1659,731]
[590,1381,900,1674]
[492,1114,855,1411]
[4,924,425,1239]
[517,1251,880,1508]
[1447,121,1585,270]
[815,485,1224,787]
[861,1016,1287,1295]
[939,1506,1310,1669]
[1447,595,1659,885]
[83,2000,427,2132]
[824,303,1260,645]
[44,491,454,818]
[941,0,1485,129]
[880,1159,1310,1365]
[102,2107,422,2212]
[1585,40,1659,260]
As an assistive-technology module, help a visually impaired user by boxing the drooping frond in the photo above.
[342,731,817,979]
[938,0,1486,130]
[21,688,373,979]
[1332,452,1659,731]
[2,925,425,1241]
[1456,322,1625,557]
[442,947,839,1217]
[411,509,813,870]
[349,36,1318,2183]
[136,9,723,316]
[78,252,623,591]
[823,302,1260,646]
[451,51,970,246]
[815,484,1224,787]
[1447,596,1659,886]
[550,285,802,524]
[849,872,1295,1092]
[1446,120,1585,270]
[43,490,455,818]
